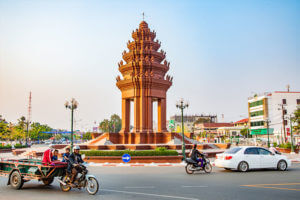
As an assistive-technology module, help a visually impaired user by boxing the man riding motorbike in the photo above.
[68,146,84,186]
[189,144,205,168]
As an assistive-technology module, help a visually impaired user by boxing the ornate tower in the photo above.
[116,20,173,143]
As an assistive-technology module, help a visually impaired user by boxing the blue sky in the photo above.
[0,0,299,130]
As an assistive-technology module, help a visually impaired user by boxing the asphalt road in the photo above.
[1,164,300,200]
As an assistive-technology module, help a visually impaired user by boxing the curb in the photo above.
[89,162,187,167]
[88,162,217,167]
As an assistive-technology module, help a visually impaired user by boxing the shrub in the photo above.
[0,143,27,149]
[155,147,167,151]
[278,142,296,149]
[0,144,11,149]
[80,149,178,157]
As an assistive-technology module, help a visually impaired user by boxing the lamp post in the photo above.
[65,98,78,151]
[176,99,189,160]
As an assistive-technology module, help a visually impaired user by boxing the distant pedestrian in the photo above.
[269,144,278,154]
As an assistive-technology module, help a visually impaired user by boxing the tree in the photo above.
[292,108,300,134]
[99,114,122,133]
[29,122,53,141]
[99,119,110,132]
[12,116,27,141]
[0,116,10,140]
[110,114,121,133]
[82,132,92,140]
[240,128,249,138]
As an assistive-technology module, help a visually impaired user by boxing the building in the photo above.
[169,114,217,132]
[195,122,234,142]
[248,91,300,144]
[234,118,249,127]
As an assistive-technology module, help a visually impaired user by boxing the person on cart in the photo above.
[68,146,84,185]
[189,144,205,168]
[42,144,54,165]
[62,147,71,162]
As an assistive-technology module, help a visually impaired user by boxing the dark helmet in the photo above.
[193,144,197,149]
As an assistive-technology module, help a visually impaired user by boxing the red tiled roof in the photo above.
[234,118,249,124]
[274,91,300,93]
[202,123,234,128]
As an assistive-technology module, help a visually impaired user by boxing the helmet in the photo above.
[74,146,80,150]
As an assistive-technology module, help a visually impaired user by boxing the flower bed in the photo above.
[276,147,299,154]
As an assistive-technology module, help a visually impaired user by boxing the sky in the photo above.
[0,0,299,131]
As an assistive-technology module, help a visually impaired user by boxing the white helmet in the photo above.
[74,145,80,150]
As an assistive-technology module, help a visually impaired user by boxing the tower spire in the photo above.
[142,12,145,21]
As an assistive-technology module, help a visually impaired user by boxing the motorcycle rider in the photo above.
[68,146,84,185]
[189,144,205,168]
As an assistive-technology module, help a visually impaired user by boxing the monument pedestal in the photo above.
[94,132,175,144]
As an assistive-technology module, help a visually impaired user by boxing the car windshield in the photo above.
[225,147,242,154]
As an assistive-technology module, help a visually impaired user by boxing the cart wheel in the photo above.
[42,177,54,186]
[60,176,71,192]
[10,171,24,190]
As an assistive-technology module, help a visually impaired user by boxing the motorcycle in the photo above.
[58,162,99,195]
[185,155,212,174]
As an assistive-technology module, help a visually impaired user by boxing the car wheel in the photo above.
[277,160,287,171]
[238,161,249,172]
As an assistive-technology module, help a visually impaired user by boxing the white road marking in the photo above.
[182,185,208,188]
[124,186,155,189]
[102,189,199,200]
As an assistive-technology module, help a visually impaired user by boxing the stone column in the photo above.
[147,97,153,132]
[132,97,140,133]
[157,98,167,132]
[139,93,147,133]
[120,98,130,133]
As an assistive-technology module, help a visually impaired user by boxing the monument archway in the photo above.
[116,20,173,144]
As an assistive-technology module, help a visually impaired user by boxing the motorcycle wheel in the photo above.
[60,176,71,192]
[185,164,194,174]
[204,163,212,173]
[86,177,99,195]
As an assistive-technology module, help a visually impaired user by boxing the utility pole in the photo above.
[265,119,271,148]
[288,114,295,153]
[278,104,286,143]
[26,92,32,146]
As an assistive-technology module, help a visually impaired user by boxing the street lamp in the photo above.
[65,98,78,151]
[176,98,189,160]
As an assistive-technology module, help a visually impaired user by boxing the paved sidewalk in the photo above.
[284,153,300,163]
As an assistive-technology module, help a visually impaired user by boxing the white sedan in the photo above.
[215,146,291,172]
